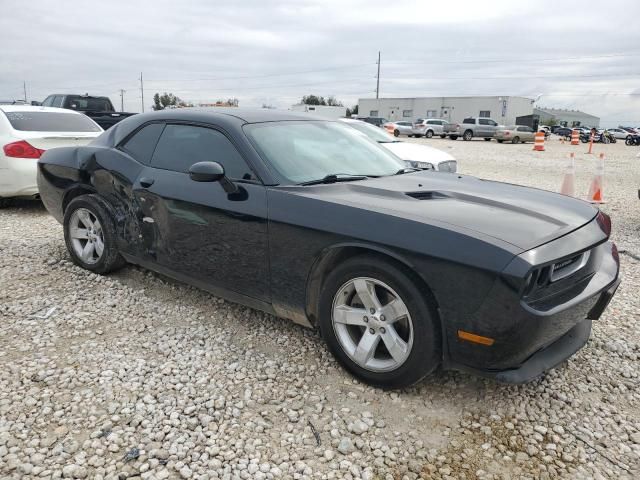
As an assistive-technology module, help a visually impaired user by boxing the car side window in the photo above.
[121,123,165,165]
[42,96,54,107]
[52,96,63,108]
[478,119,490,125]
[151,124,256,181]
[463,118,474,124]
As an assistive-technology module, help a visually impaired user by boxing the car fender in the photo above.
[304,240,440,325]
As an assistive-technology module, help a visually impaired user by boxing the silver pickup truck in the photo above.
[443,117,501,141]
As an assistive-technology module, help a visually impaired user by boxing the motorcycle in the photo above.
[625,134,640,146]
[580,130,616,144]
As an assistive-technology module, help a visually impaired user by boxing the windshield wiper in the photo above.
[394,167,421,175]
[299,174,370,186]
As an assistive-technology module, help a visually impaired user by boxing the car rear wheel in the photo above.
[64,195,126,274]
[318,255,440,388]
[497,139,504,143]
[463,130,473,141]
[393,129,400,137]
[440,134,447,139]
[425,130,434,138]
[512,136,520,144]
[449,135,458,140]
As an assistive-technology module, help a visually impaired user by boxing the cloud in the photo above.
[1,0,639,125]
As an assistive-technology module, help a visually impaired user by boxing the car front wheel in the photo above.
[318,255,440,388]
[425,130,434,138]
[64,194,126,274]
[463,131,473,141]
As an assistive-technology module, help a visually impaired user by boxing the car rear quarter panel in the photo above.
[38,145,146,253]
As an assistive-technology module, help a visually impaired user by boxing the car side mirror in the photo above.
[189,161,225,182]
[188,161,238,194]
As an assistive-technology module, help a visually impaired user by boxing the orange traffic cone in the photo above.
[560,153,576,197]
[587,153,605,203]
[533,132,545,151]
[570,129,580,145]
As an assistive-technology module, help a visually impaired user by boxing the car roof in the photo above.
[124,107,320,125]
[0,105,84,115]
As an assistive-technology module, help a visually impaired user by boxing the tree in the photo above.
[545,117,558,127]
[326,96,343,107]
[301,95,326,106]
[351,105,358,115]
[152,92,188,110]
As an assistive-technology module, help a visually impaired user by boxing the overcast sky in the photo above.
[2,0,639,126]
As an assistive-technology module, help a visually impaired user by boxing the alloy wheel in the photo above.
[331,277,414,372]
[69,208,104,264]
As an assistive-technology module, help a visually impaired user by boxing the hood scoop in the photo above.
[406,191,450,200]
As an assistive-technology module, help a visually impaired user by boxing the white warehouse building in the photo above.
[358,96,536,126]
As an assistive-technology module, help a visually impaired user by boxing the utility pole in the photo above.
[23,81,27,103]
[119,89,126,111]
[375,51,381,99]
[139,73,145,112]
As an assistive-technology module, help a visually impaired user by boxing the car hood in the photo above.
[282,172,598,251]
[380,141,455,164]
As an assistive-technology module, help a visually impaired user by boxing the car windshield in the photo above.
[2,111,102,132]
[244,121,405,184]
[344,120,398,143]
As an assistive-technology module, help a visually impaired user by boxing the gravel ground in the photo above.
[0,138,639,480]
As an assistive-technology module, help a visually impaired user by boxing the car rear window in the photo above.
[64,96,112,111]
[2,111,102,132]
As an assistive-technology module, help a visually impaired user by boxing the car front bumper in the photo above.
[442,218,620,382]
[0,158,39,198]
[452,277,620,383]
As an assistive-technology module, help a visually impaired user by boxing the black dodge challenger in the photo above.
[37,109,620,388]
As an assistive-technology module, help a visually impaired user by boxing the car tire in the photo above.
[512,136,520,144]
[425,130,434,138]
[449,135,458,140]
[0,198,12,208]
[393,130,400,137]
[318,254,441,389]
[440,134,446,139]
[63,194,126,275]
[463,130,473,141]
[497,140,504,143]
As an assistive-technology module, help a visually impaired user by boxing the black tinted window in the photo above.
[121,123,164,164]
[463,118,474,124]
[478,119,490,125]
[64,96,112,111]
[3,111,102,132]
[42,96,54,107]
[52,96,63,108]
[151,124,255,180]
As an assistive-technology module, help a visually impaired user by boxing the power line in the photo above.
[386,51,640,66]
[146,63,373,83]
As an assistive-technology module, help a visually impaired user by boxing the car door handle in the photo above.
[139,177,155,188]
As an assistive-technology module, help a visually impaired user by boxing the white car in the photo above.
[0,106,103,206]
[607,128,630,140]
[341,119,457,172]
[382,120,414,137]
[412,118,450,138]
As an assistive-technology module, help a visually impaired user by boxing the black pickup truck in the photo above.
[40,94,136,130]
